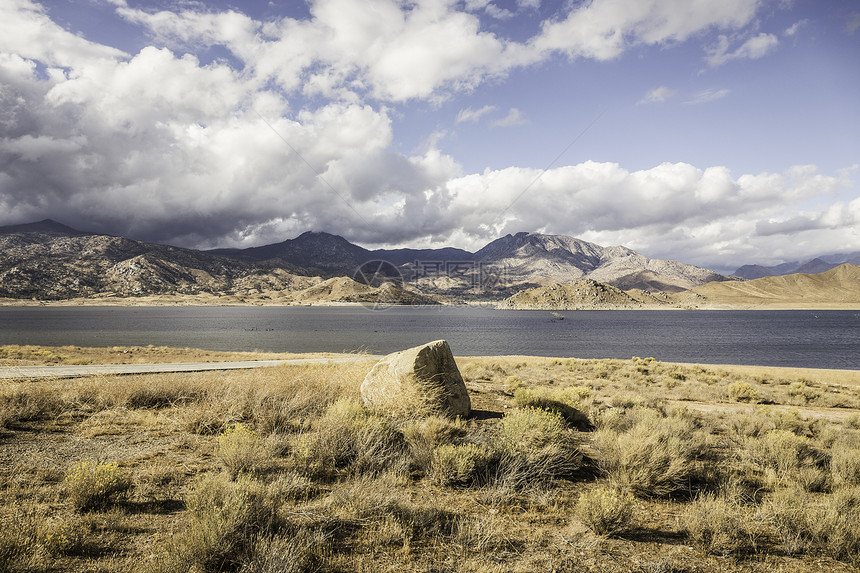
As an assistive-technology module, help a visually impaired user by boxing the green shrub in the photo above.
[500,407,569,454]
[64,460,132,512]
[217,423,266,478]
[728,381,758,403]
[576,487,634,536]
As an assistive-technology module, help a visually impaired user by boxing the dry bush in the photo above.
[513,386,593,429]
[831,445,860,486]
[727,381,759,403]
[591,410,710,499]
[69,373,208,412]
[265,471,319,503]
[743,429,826,490]
[401,415,467,474]
[147,473,283,573]
[728,410,775,438]
[453,514,518,555]
[64,460,133,512]
[496,407,583,487]
[764,488,819,556]
[815,486,860,567]
[324,473,454,550]
[787,381,822,404]
[430,442,499,487]
[683,493,759,555]
[576,486,634,536]
[0,507,42,572]
[251,363,358,433]
[293,398,408,478]
[240,529,332,573]
[217,423,267,478]
[0,384,66,428]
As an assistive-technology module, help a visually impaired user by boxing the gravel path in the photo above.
[0,356,369,379]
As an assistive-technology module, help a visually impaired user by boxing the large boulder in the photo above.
[360,340,471,418]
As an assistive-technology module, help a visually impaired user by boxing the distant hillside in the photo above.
[470,232,726,291]
[210,230,728,292]
[734,252,860,279]
[694,264,860,307]
[209,231,472,276]
[0,220,731,303]
[497,279,645,310]
[0,218,93,237]
[0,222,430,304]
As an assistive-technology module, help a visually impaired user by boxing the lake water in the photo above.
[0,306,858,370]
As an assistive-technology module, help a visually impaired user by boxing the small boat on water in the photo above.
[551,312,565,320]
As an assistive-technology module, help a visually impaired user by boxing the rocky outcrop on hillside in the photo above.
[0,220,727,303]
[497,279,648,310]
[473,232,726,290]
[0,221,438,304]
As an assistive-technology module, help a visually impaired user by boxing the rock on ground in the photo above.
[360,340,471,418]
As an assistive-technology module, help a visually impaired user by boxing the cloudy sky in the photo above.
[0,0,858,273]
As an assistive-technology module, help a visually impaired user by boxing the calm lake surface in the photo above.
[0,306,858,370]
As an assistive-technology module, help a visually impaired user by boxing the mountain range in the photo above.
[733,252,860,280]
[1,219,727,301]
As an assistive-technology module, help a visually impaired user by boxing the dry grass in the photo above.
[1,349,860,572]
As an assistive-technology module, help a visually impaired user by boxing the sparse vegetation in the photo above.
[576,486,634,536]
[64,460,133,512]
[1,347,860,571]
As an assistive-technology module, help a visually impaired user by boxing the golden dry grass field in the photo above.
[2,346,860,572]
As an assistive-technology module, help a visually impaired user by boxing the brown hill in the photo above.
[691,264,860,308]
[497,279,645,310]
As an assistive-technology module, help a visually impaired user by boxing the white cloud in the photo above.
[455,105,496,124]
[3,0,854,270]
[846,13,860,35]
[485,5,515,20]
[639,85,676,104]
[707,32,779,67]
[684,88,730,105]
[0,0,126,69]
[437,162,856,268]
[532,0,760,61]
[784,19,807,37]
[109,0,774,104]
[491,108,527,127]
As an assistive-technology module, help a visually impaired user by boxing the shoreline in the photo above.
[2,297,860,311]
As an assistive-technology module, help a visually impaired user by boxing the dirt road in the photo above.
[0,356,370,379]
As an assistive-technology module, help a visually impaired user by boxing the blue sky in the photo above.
[0,0,858,273]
